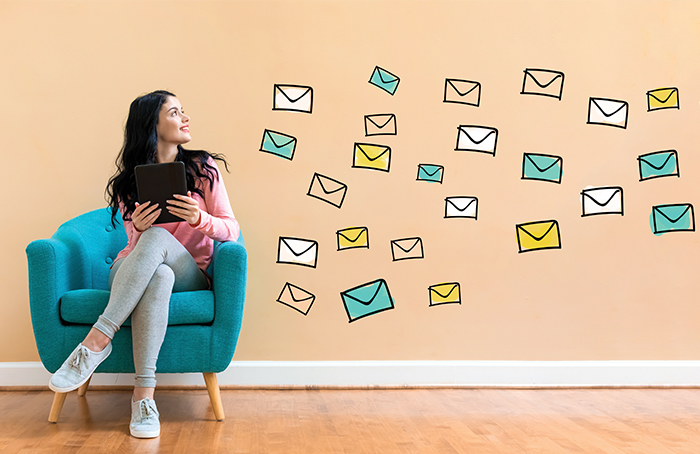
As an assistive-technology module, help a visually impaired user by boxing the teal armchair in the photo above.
[26,207,247,422]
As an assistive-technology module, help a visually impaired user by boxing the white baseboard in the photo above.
[4,361,700,388]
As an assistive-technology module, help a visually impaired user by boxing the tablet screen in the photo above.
[134,162,188,224]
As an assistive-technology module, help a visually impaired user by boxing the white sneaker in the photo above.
[130,397,161,438]
[49,343,112,393]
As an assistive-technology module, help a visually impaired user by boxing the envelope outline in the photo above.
[652,204,695,234]
[364,114,397,136]
[516,220,561,253]
[307,173,348,208]
[443,79,481,106]
[277,237,318,268]
[273,84,313,113]
[581,186,624,217]
[369,66,400,95]
[638,150,679,181]
[521,153,563,184]
[647,87,680,111]
[340,278,395,323]
[417,164,444,183]
[391,237,424,261]
[353,143,391,172]
[444,196,478,219]
[429,282,461,306]
[520,68,565,100]
[587,97,628,129]
[337,227,369,251]
[455,125,498,155]
[277,282,315,316]
[260,129,297,160]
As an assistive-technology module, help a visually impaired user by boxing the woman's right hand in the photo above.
[132,201,161,232]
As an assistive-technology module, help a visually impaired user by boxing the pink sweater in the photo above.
[114,158,240,272]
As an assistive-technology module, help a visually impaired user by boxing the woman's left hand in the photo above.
[167,191,201,225]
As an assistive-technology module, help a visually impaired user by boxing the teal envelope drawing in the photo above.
[638,150,679,181]
[417,164,444,183]
[369,66,400,95]
[340,279,395,323]
[651,204,695,235]
[260,129,297,160]
[522,153,562,184]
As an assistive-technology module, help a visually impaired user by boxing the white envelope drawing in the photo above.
[443,79,481,106]
[587,98,628,129]
[364,114,397,136]
[455,125,498,155]
[581,186,623,217]
[277,237,318,268]
[273,84,313,113]
[445,197,478,219]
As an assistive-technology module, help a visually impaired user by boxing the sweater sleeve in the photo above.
[192,158,240,242]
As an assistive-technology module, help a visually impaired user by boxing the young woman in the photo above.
[48,90,240,438]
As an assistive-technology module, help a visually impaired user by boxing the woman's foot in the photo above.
[48,343,112,393]
[130,397,161,438]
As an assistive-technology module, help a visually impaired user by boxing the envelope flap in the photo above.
[314,174,346,195]
[419,165,443,176]
[525,154,561,172]
[281,238,317,256]
[337,228,366,243]
[392,238,421,253]
[366,114,394,129]
[647,88,677,103]
[591,98,627,117]
[286,284,314,302]
[376,67,398,84]
[446,197,477,211]
[654,205,692,223]
[265,130,295,148]
[518,222,557,241]
[430,283,459,299]
[524,69,563,88]
[276,86,312,103]
[357,144,390,160]
[343,280,384,306]
[446,79,479,96]
[582,188,621,206]
[458,127,496,144]
[638,152,675,170]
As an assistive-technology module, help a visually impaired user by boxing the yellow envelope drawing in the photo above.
[273,84,313,113]
[429,282,461,306]
[516,220,561,253]
[277,237,318,268]
[307,173,347,208]
[364,114,397,136]
[353,143,391,172]
[443,79,481,106]
[647,87,679,111]
[337,227,369,251]
[390,237,424,261]
[277,282,315,315]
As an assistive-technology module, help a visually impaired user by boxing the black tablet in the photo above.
[134,162,188,224]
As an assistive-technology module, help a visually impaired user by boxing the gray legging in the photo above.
[93,227,209,388]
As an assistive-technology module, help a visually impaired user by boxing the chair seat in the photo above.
[60,289,215,326]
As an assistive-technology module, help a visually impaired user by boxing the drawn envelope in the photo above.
[391,237,424,261]
[340,278,395,323]
[445,197,478,219]
[652,204,695,234]
[522,153,563,184]
[307,173,347,208]
[587,97,628,129]
[647,87,679,111]
[429,282,461,306]
[417,164,444,183]
[369,66,400,95]
[277,237,318,268]
[520,68,565,100]
[443,79,481,106]
[353,143,391,172]
[337,227,369,251]
[638,150,679,181]
[516,220,561,253]
[364,114,397,136]
[277,282,315,315]
[581,186,623,217]
[260,129,297,160]
[455,125,498,155]
[273,84,313,113]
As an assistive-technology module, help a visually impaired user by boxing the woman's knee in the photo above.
[152,264,175,288]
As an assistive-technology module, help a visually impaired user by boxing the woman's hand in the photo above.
[132,201,161,232]
[167,191,201,225]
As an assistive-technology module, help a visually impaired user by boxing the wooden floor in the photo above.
[1,388,700,453]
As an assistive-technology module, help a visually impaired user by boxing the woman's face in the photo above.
[156,96,191,146]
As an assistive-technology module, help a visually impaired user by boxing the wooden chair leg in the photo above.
[48,392,68,423]
[77,376,92,397]
[203,372,225,421]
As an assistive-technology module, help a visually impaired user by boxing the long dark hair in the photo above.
[106,90,229,225]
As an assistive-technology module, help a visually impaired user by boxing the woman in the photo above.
[48,90,240,438]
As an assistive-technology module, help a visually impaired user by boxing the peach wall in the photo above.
[3,0,700,363]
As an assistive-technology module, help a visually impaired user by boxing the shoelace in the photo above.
[140,400,159,422]
[69,346,91,373]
